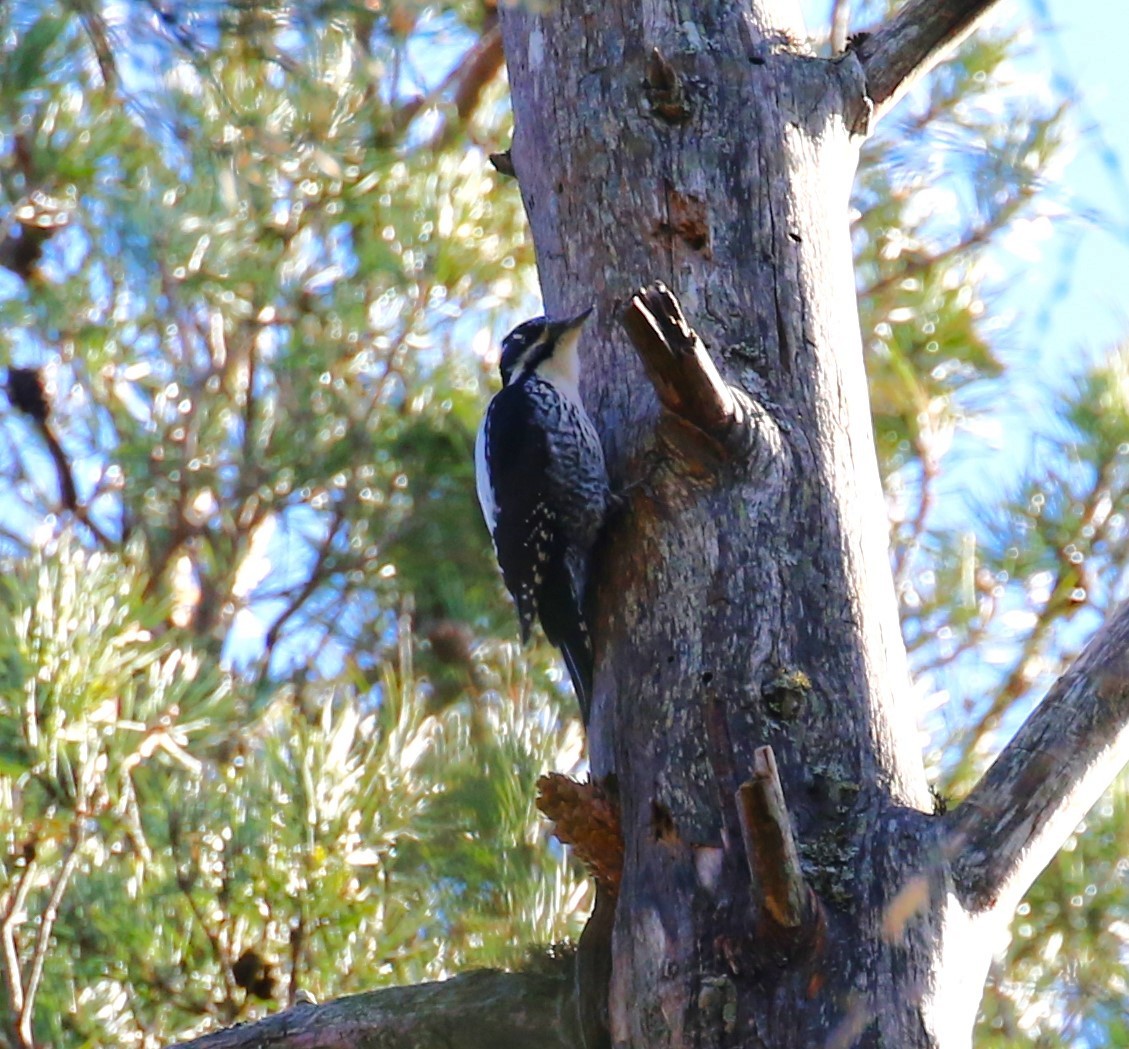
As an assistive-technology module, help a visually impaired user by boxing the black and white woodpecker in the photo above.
[475,307,611,719]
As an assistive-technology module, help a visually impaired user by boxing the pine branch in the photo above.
[17,830,82,1049]
[0,857,37,1027]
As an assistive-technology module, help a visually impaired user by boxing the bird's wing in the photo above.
[474,415,497,535]
[481,383,563,644]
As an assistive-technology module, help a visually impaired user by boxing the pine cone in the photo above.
[537,773,623,894]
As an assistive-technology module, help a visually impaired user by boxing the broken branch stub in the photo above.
[736,746,819,933]
[620,281,770,462]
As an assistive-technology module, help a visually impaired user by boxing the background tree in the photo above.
[0,1,1126,1048]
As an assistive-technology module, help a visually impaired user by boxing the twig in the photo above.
[39,423,114,547]
[17,831,83,1048]
[853,0,1006,121]
[451,24,504,123]
[6,367,114,548]
[949,466,1114,785]
[389,24,504,146]
[892,431,937,586]
[75,2,119,91]
[488,151,515,177]
[34,422,72,508]
[177,869,238,1007]
[1,857,37,1024]
[288,913,305,1009]
[261,509,347,671]
[735,747,818,930]
[858,183,1034,303]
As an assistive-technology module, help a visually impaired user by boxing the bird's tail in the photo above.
[539,565,595,722]
[559,630,594,723]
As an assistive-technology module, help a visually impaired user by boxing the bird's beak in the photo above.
[549,306,594,339]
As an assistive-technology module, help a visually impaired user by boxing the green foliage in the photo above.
[0,0,527,678]
[978,781,1129,1046]
[857,30,1062,484]
[0,541,584,1046]
[844,21,1129,1046]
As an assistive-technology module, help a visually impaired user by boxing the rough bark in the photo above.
[503,0,935,1041]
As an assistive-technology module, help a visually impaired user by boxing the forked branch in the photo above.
[853,0,1006,122]
[949,600,1129,913]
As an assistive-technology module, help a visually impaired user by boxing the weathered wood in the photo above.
[501,0,942,1040]
[168,0,1129,1045]
[167,968,577,1049]
[736,746,819,932]
[496,0,1129,1045]
[949,599,1129,914]
[621,282,781,462]
[854,0,1006,120]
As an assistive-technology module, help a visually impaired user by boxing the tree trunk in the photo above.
[499,1,1012,1046]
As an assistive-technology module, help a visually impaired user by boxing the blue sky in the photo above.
[800,0,1129,417]
[1026,0,1129,352]
[940,0,1129,504]
[824,0,1129,517]
[937,0,1129,540]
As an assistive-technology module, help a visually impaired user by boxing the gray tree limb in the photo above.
[854,0,1006,121]
[948,601,1129,914]
[167,967,577,1049]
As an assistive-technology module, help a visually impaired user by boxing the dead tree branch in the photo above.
[948,600,1129,914]
[853,0,1006,122]
[829,0,851,55]
[620,282,778,463]
[736,747,820,933]
[168,967,577,1049]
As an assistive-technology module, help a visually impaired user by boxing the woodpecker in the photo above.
[475,307,610,719]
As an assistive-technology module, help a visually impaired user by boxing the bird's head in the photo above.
[499,307,593,387]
